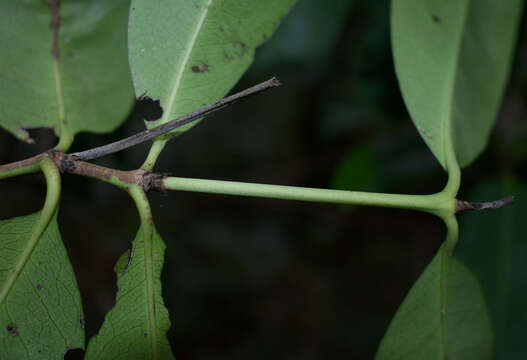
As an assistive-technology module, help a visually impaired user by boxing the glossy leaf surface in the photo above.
[456,178,527,359]
[376,244,492,360]
[0,0,133,144]
[85,226,173,360]
[391,0,523,168]
[128,0,296,138]
[0,212,84,359]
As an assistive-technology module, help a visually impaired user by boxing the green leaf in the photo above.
[0,0,134,145]
[254,0,354,68]
[85,225,174,360]
[0,212,84,359]
[456,177,527,359]
[331,143,380,192]
[376,244,492,360]
[128,0,296,137]
[391,0,523,168]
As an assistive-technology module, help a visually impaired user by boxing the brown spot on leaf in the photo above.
[6,325,18,338]
[37,283,43,291]
[233,41,247,56]
[432,15,441,23]
[191,63,210,73]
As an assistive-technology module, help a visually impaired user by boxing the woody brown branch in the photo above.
[46,149,166,193]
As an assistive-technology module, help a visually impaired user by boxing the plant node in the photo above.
[46,149,167,193]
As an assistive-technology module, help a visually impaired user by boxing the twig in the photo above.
[70,77,282,161]
[0,153,47,172]
[47,150,166,192]
[456,196,515,213]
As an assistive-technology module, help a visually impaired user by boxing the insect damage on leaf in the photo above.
[191,63,210,73]
[6,325,18,338]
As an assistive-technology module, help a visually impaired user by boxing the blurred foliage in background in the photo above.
[1,0,526,359]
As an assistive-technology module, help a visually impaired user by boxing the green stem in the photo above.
[141,139,166,171]
[38,158,62,227]
[52,58,74,152]
[163,177,456,219]
[0,157,61,305]
[127,185,159,360]
[0,161,41,180]
[441,138,461,198]
[442,215,459,254]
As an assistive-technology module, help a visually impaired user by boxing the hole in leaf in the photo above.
[63,347,85,360]
[136,96,163,123]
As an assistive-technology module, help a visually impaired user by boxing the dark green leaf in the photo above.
[254,0,354,69]
[0,0,134,144]
[376,244,492,360]
[456,177,527,359]
[391,0,523,168]
[85,226,173,359]
[0,212,84,359]
[331,144,379,192]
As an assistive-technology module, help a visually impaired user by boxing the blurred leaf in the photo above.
[128,0,296,137]
[254,0,354,68]
[456,177,527,359]
[85,226,174,360]
[0,0,134,143]
[331,144,379,192]
[376,244,492,360]
[391,0,523,168]
[0,212,84,359]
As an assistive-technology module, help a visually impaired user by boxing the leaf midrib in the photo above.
[143,224,158,360]
[161,0,213,125]
[0,215,47,306]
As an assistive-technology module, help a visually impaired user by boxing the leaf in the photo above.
[331,143,380,192]
[456,177,527,359]
[391,0,524,168]
[128,0,296,137]
[253,0,354,68]
[376,244,492,360]
[85,225,174,360]
[0,212,84,359]
[0,0,134,144]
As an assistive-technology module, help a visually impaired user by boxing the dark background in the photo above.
[1,0,526,359]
